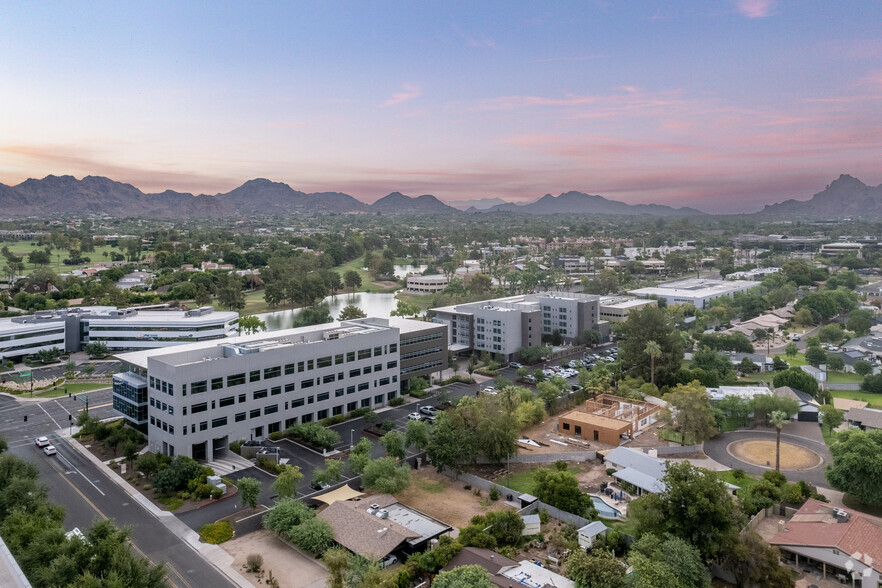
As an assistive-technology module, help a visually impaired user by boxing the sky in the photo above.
[1,1,881,213]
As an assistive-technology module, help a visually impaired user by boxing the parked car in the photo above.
[420,415,436,424]
[792,335,801,341]
[407,412,422,421]
[35,436,50,448]
[419,406,437,416]
[380,554,398,568]
[509,362,523,369]
[524,375,537,383]
[43,445,56,456]
[481,387,498,395]
[310,480,331,491]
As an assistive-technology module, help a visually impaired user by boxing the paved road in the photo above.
[7,435,236,588]
[703,425,833,487]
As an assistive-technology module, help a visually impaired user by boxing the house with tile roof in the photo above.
[769,498,882,586]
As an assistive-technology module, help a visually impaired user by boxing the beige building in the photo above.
[558,394,660,446]
[599,296,658,323]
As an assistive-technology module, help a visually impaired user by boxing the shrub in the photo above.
[229,440,244,455]
[380,420,394,432]
[263,498,315,537]
[246,553,263,573]
[289,518,335,554]
[153,456,205,495]
[489,486,500,501]
[762,470,787,487]
[211,488,223,500]
[554,460,568,471]
[464,484,472,490]
[193,483,214,500]
[257,456,284,475]
[473,488,482,497]
[606,468,616,476]
[389,397,405,407]
[538,510,550,525]
[199,521,234,544]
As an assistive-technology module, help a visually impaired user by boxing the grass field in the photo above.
[0,240,124,276]
[495,464,584,496]
[831,389,882,409]
[740,351,863,384]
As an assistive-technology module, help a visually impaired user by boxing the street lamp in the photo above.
[350,429,354,448]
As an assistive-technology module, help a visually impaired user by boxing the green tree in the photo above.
[271,465,304,499]
[292,303,333,327]
[860,373,882,394]
[772,368,820,400]
[565,549,626,588]
[533,467,595,517]
[847,309,874,336]
[263,497,314,538]
[644,340,662,388]
[322,546,351,588]
[432,564,494,588]
[390,299,420,317]
[379,430,406,460]
[238,314,267,335]
[619,305,683,386]
[826,429,882,504]
[826,355,845,372]
[290,517,335,554]
[722,531,794,588]
[629,533,711,588]
[349,438,373,474]
[338,304,367,320]
[659,382,717,445]
[630,462,743,562]
[426,413,477,477]
[237,477,261,509]
[362,457,410,493]
[750,394,800,424]
[84,341,108,357]
[819,404,844,437]
[854,360,874,376]
[769,411,790,472]
[484,510,525,546]
[343,270,362,293]
[717,394,752,428]
[404,419,430,451]
[215,272,245,311]
[784,342,798,358]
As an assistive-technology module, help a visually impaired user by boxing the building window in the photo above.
[250,409,260,419]
[191,402,208,414]
[374,394,384,404]
[264,366,281,379]
[347,386,355,395]
[301,379,314,389]
[249,370,261,383]
[191,380,207,394]
[347,402,357,412]
[271,386,281,396]
[349,368,361,377]
[347,351,355,362]
[389,343,397,353]
[317,409,328,420]
[316,392,330,402]
[333,405,343,416]
[374,346,382,357]
[211,377,224,390]
[211,417,228,428]
[335,388,344,397]
[334,354,344,365]
[219,396,235,408]
[358,349,371,360]
[316,356,332,369]
[239,393,246,403]
[253,389,268,400]
[285,383,296,393]
[264,404,278,415]
[235,412,246,422]
[227,373,246,387]
[285,363,296,375]
[322,374,335,384]
[358,382,369,391]
[200,421,208,431]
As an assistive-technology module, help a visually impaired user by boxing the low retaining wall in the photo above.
[476,450,597,465]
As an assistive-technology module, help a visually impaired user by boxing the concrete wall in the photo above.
[475,451,597,464]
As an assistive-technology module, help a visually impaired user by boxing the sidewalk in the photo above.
[60,428,252,588]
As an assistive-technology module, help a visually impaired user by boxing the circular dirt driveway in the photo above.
[728,439,823,470]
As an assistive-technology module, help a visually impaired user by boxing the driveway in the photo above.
[703,423,832,487]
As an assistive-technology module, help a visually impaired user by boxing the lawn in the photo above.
[826,372,863,383]
[495,464,584,496]
[718,469,759,492]
[0,240,124,276]
[831,389,882,409]
[334,256,401,294]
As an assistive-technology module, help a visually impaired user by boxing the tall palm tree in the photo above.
[644,340,662,388]
[769,410,790,472]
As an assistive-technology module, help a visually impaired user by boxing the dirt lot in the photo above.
[729,439,822,470]
[395,468,513,529]
[221,529,328,588]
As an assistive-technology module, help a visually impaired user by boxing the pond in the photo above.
[256,292,400,331]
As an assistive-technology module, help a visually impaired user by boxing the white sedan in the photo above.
[43,445,57,456]
[407,412,422,421]
[35,436,50,448]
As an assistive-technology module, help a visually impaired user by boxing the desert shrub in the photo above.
[389,397,405,407]
[229,440,245,455]
[257,456,284,474]
[199,521,234,544]
[246,554,263,573]
[211,488,223,500]
[489,486,500,501]
[762,470,787,487]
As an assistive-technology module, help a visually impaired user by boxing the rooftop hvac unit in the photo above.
[375,509,389,519]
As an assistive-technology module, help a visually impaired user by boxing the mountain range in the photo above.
[0,173,877,218]
[758,175,882,218]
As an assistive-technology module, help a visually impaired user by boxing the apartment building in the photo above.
[0,305,238,361]
[113,317,446,460]
[598,297,658,323]
[430,292,608,360]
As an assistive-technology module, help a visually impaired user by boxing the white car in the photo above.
[35,436,50,448]
[380,554,398,568]
[407,412,422,421]
[43,445,57,456]
[481,387,498,395]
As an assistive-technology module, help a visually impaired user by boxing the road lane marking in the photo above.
[55,449,106,496]
[39,403,63,429]
[53,456,185,588]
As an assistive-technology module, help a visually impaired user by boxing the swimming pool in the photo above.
[591,496,622,518]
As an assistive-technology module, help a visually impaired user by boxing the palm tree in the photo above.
[644,340,662,388]
[769,410,790,472]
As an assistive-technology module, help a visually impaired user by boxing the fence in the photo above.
[475,451,597,465]
[440,468,593,528]
[645,445,702,456]
[824,382,861,391]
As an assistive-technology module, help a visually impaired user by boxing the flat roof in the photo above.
[559,410,632,431]
[629,278,760,299]
[117,320,394,370]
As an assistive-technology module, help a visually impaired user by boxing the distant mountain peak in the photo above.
[485,190,705,217]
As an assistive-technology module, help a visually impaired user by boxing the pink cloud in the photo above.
[735,0,775,18]
[381,84,422,107]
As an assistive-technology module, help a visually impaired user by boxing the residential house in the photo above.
[845,407,882,432]
[774,386,820,422]
[441,547,575,588]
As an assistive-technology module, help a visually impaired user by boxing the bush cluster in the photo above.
[199,520,234,544]
[269,422,341,450]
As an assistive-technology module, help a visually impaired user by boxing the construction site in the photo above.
[557,394,661,446]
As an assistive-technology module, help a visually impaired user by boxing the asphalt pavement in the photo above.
[7,434,237,588]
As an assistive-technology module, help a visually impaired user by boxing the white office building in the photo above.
[430,292,608,359]
[114,319,405,460]
[0,306,238,362]
[628,278,761,309]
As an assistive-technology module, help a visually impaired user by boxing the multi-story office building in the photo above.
[430,292,608,360]
[598,297,658,323]
[0,305,238,362]
[113,317,446,461]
